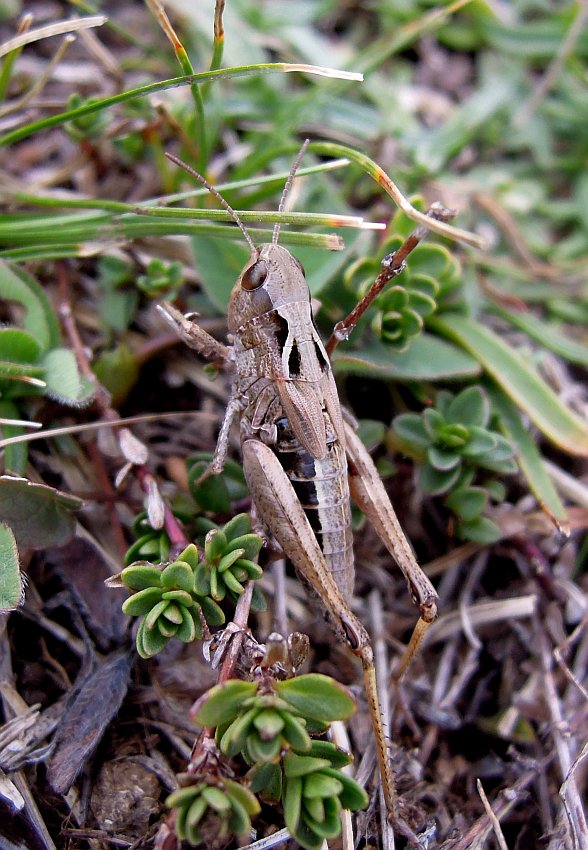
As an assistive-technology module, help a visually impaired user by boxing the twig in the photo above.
[477,779,510,850]
[326,204,455,357]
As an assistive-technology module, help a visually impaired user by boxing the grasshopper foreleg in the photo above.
[344,422,438,680]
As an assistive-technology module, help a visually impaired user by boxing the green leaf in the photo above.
[222,513,252,541]
[161,560,195,592]
[284,752,331,778]
[121,564,162,590]
[248,761,283,802]
[220,708,259,757]
[201,787,231,812]
[176,609,197,642]
[192,235,250,311]
[198,595,225,626]
[427,446,462,471]
[0,399,28,475]
[195,680,258,727]
[253,709,285,739]
[332,333,480,381]
[488,385,567,525]
[445,487,487,521]
[144,599,169,630]
[0,476,81,548]
[307,740,351,769]
[276,674,356,723]
[224,779,261,816]
[0,522,23,612]
[430,314,588,457]
[122,586,163,616]
[246,731,282,762]
[93,344,140,405]
[393,413,430,448]
[419,463,461,496]
[283,776,303,836]
[458,516,502,544]
[41,348,91,405]
[139,618,169,656]
[0,328,42,364]
[0,261,60,351]
[493,306,588,369]
[223,533,263,560]
[461,426,498,457]
[446,386,490,427]
[321,768,368,811]
[303,772,343,799]
[279,711,312,752]
[177,543,199,570]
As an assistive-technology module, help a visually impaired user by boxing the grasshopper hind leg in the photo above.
[344,422,438,680]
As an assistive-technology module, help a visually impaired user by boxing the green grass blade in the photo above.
[492,306,588,368]
[487,384,568,527]
[430,314,588,457]
[0,64,361,148]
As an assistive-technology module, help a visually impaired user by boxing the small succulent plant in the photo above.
[120,514,264,657]
[394,385,517,542]
[343,204,462,352]
[121,544,225,658]
[166,776,260,847]
[282,744,369,849]
[194,513,263,603]
[187,675,368,850]
[136,258,183,298]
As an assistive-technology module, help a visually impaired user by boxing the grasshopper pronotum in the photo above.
[160,147,440,839]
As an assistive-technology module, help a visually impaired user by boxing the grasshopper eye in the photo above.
[241,259,268,290]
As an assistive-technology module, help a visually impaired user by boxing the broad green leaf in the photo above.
[487,385,567,526]
[0,522,23,612]
[41,348,92,405]
[0,262,60,351]
[332,333,480,381]
[0,328,42,364]
[493,306,588,368]
[192,235,250,311]
[0,476,81,548]
[430,315,588,457]
[276,674,355,722]
[195,680,258,727]
[93,344,140,405]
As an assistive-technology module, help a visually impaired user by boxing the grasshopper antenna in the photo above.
[165,152,257,255]
[272,138,310,245]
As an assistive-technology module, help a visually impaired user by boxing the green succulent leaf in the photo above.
[458,516,502,544]
[161,560,195,592]
[321,768,369,810]
[121,564,162,590]
[224,779,261,816]
[198,595,225,626]
[276,674,356,723]
[122,586,163,616]
[177,543,199,569]
[284,752,331,778]
[419,462,462,495]
[222,513,252,541]
[445,487,487,521]
[427,445,462,471]
[195,680,258,727]
[303,772,344,799]
[446,386,490,427]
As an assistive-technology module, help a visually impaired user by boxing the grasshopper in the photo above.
[160,149,439,837]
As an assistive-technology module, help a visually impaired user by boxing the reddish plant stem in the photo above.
[325,203,455,358]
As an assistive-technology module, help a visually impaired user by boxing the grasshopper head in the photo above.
[227,244,309,333]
